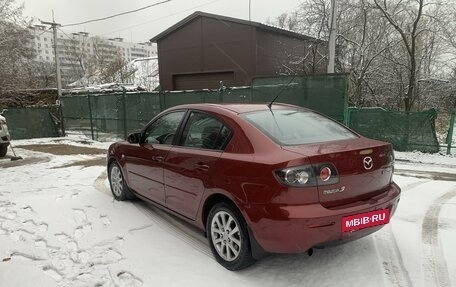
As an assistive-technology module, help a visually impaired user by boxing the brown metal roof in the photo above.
[149,11,318,43]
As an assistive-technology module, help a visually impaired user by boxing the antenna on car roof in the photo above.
[267,75,298,110]
[267,95,279,110]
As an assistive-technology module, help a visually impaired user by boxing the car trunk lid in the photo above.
[283,138,394,208]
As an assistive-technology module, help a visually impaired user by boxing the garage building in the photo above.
[150,11,327,91]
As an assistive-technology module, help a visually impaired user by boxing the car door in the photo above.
[125,111,186,205]
[164,111,232,220]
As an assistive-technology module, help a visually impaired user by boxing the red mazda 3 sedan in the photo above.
[107,103,401,270]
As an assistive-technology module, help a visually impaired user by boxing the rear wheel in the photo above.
[207,202,255,270]
[109,161,135,200]
[0,144,8,157]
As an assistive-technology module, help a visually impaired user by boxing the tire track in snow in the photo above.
[421,186,456,287]
[399,180,430,192]
[395,169,456,182]
[374,225,413,287]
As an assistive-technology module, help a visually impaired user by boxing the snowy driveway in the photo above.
[0,137,455,287]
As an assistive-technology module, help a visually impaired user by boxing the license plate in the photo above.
[342,209,390,232]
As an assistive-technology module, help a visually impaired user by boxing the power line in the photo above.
[100,0,222,37]
[62,0,172,28]
[32,27,52,37]
[56,27,73,40]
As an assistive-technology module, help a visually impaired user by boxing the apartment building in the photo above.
[29,25,157,86]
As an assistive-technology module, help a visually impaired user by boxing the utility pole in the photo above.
[41,17,65,136]
[248,0,251,22]
[327,0,337,73]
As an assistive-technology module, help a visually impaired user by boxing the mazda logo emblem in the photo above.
[363,157,373,170]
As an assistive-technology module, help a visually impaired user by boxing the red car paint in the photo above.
[108,103,401,254]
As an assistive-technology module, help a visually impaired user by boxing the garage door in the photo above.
[173,72,235,90]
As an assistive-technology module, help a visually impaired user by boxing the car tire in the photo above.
[0,144,7,157]
[206,202,255,270]
[108,161,135,201]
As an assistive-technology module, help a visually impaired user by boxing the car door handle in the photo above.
[152,156,164,162]
[195,163,210,171]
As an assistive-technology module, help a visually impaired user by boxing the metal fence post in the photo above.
[219,81,224,102]
[345,107,351,127]
[447,109,455,155]
[58,102,66,137]
[122,88,128,140]
[159,91,165,111]
[87,95,95,140]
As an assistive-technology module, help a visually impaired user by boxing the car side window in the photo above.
[179,112,232,150]
[143,111,186,145]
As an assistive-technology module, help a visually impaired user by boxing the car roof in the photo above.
[169,103,306,114]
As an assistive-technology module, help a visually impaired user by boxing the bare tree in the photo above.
[335,0,393,106]
[373,0,429,111]
[132,58,160,91]
[0,0,34,93]
[269,0,454,112]
[269,12,300,31]
[28,61,56,89]
[267,0,330,75]
[99,56,135,84]
[59,36,136,87]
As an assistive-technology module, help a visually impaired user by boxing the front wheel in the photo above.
[206,202,255,270]
[108,161,135,201]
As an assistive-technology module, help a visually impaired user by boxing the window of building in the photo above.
[44,37,47,41]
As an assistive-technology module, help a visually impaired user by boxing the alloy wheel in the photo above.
[110,165,123,197]
[210,210,242,262]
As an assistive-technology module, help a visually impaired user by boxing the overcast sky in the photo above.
[21,0,301,43]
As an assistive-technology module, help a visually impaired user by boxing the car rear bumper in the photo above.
[244,182,401,253]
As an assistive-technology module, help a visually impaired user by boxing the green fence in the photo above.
[347,108,440,153]
[61,74,349,141]
[252,74,348,122]
[447,109,456,155]
[2,107,59,140]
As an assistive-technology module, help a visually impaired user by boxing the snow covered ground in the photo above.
[0,135,455,287]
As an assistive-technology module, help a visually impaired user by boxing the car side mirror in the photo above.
[127,132,142,144]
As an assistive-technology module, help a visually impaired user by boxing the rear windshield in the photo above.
[243,109,357,145]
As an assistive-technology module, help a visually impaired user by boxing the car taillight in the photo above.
[275,165,316,187]
[387,150,395,176]
[286,169,311,184]
[320,166,331,182]
[275,163,339,187]
[387,150,395,165]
